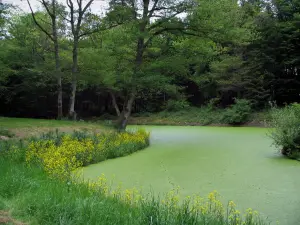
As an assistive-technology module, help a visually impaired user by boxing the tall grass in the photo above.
[0,159,268,225]
[0,159,142,225]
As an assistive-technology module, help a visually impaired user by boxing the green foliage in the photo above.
[222,99,252,125]
[1,0,300,122]
[269,103,300,160]
[133,107,223,126]
[165,99,190,112]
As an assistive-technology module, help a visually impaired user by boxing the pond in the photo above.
[82,126,300,225]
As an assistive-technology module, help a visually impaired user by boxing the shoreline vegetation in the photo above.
[1,107,270,140]
[0,126,270,225]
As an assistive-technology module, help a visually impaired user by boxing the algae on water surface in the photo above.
[82,126,300,225]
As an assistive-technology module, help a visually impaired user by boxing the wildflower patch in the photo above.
[26,129,150,179]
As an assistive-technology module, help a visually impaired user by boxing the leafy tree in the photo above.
[66,0,100,120]
[106,0,196,130]
[26,0,64,119]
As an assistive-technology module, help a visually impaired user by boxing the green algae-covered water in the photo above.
[82,126,300,224]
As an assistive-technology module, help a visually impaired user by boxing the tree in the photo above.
[107,0,194,130]
[242,0,300,107]
[65,0,97,120]
[0,13,60,118]
[26,0,64,119]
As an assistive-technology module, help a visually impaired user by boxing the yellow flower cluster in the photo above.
[106,129,150,149]
[85,173,263,225]
[88,174,142,206]
[162,186,180,208]
[26,136,94,179]
[25,129,150,179]
[190,190,224,218]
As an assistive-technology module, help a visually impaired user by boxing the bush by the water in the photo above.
[222,99,252,125]
[269,103,300,159]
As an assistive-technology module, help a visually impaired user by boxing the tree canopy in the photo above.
[0,0,299,127]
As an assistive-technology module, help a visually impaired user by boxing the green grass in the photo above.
[0,117,102,128]
[0,117,107,139]
[0,160,143,225]
[82,126,300,225]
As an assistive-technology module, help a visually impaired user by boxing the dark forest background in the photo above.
[0,0,299,122]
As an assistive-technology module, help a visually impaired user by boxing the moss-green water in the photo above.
[82,126,300,225]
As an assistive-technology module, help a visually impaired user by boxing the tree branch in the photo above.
[66,0,75,35]
[78,23,119,38]
[144,26,201,48]
[26,0,54,41]
[58,11,71,23]
[148,0,159,18]
[128,0,137,19]
[82,0,94,15]
[148,10,185,31]
[39,0,54,18]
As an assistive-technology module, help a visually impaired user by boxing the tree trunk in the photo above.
[56,63,63,120]
[27,0,63,120]
[116,93,135,131]
[54,36,62,120]
[110,91,120,116]
[115,1,148,130]
[69,39,78,120]
[51,0,62,120]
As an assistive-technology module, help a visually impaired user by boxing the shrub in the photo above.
[165,99,190,112]
[222,99,252,125]
[269,103,300,159]
[207,98,220,111]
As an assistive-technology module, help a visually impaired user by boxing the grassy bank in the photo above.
[0,124,270,225]
[0,158,267,225]
[0,159,142,225]
[0,117,107,139]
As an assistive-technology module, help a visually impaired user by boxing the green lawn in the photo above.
[82,126,300,225]
[0,117,100,128]
[0,117,105,138]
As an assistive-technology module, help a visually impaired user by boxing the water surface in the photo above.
[83,126,300,224]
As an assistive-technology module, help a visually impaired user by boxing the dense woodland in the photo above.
[0,0,299,128]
